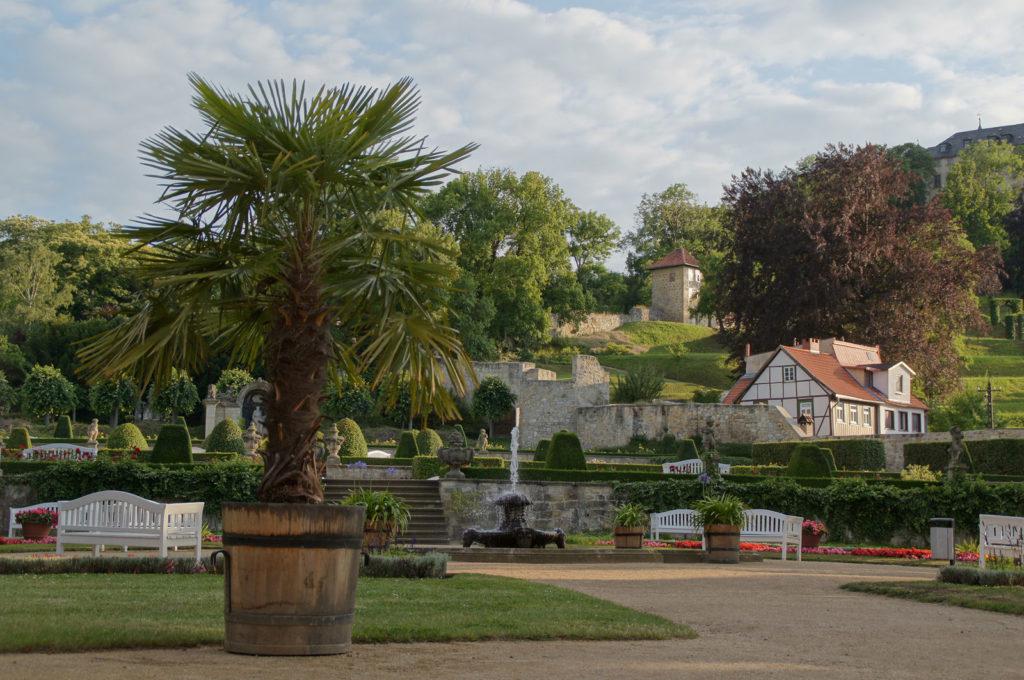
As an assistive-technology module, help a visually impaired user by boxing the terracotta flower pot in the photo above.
[613,526,644,549]
[21,521,53,540]
[802,530,823,549]
[362,524,396,552]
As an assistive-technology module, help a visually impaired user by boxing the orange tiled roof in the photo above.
[646,247,700,270]
[722,377,753,405]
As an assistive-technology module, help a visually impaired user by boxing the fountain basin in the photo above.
[461,491,565,549]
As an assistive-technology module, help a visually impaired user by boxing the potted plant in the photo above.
[694,494,746,564]
[339,490,411,552]
[16,507,58,540]
[802,519,827,548]
[612,503,648,549]
[77,75,475,656]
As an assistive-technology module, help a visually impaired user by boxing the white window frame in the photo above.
[896,374,905,395]
[850,405,859,425]
[835,402,845,422]
[863,406,872,427]
[798,400,813,418]
[782,366,796,382]
[898,411,909,432]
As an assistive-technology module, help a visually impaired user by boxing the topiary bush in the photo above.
[204,418,246,456]
[395,430,420,459]
[533,439,551,463]
[416,428,444,456]
[107,423,147,451]
[54,415,74,438]
[151,424,194,464]
[338,418,367,457]
[546,431,587,470]
[8,427,31,450]
[786,445,835,478]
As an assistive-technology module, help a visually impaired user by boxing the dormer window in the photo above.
[896,374,905,394]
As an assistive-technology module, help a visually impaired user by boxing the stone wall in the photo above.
[458,356,611,449]
[577,402,804,450]
[551,306,649,337]
[438,478,615,540]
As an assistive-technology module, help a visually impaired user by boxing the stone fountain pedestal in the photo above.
[461,492,565,549]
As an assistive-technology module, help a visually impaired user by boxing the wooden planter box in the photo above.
[613,526,644,549]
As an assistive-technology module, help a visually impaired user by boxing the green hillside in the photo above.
[539,321,1024,423]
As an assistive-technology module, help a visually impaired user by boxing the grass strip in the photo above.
[841,580,1024,616]
[0,573,694,652]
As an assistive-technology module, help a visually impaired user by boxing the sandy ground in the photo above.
[6,559,1024,679]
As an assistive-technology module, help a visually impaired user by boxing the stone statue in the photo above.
[251,405,267,436]
[476,428,489,451]
[700,417,722,482]
[207,383,217,400]
[85,418,100,446]
[946,426,971,481]
[701,417,718,453]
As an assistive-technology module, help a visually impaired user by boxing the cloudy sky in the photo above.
[2,0,1023,269]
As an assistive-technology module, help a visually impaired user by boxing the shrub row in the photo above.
[615,477,1024,543]
[904,439,1024,476]
[360,552,448,578]
[8,460,262,514]
[410,455,507,479]
[939,565,1024,587]
[752,439,885,470]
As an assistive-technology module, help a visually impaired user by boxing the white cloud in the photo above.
[1,0,1023,272]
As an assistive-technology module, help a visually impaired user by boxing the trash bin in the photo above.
[929,517,955,562]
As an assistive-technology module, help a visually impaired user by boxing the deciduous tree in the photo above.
[716,144,999,398]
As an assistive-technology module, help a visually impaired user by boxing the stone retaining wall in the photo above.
[438,479,615,541]
[872,428,1024,471]
[577,402,804,450]
[0,483,35,535]
[551,306,649,337]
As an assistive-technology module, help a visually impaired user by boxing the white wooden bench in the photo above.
[8,501,60,538]
[979,514,1024,568]
[56,491,204,559]
[650,508,804,560]
[661,458,732,475]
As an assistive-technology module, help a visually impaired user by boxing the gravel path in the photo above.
[7,559,1024,679]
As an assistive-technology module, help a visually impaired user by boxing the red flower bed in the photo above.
[0,536,57,545]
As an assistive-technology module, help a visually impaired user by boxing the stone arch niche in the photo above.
[203,379,272,438]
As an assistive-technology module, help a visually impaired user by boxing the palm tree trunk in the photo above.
[257,258,331,504]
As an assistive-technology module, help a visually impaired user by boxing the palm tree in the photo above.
[79,74,476,503]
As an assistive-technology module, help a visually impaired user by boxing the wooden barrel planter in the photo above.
[218,502,365,656]
[613,526,644,549]
[703,524,740,564]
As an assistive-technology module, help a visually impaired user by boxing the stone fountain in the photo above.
[461,425,565,549]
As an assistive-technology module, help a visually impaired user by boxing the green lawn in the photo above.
[0,573,693,652]
[842,580,1024,616]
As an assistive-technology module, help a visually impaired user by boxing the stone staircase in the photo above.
[323,479,451,546]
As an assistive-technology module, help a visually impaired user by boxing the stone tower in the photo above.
[646,247,702,323]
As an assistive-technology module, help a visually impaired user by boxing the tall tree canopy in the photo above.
[715,144,999,397]
[423,168,595,352]
[79,75,476,503]
[942,139,1024,254]
[887,142,936,206]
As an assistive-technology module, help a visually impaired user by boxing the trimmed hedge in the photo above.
[54,415,73,438]
[939,566,1024,587]
[192,452,241,464]
[411,455,506,479]
[546,431,587,470]
[786,445,835,478]
[338,419,368,458]
[395,431,419,459]
[416,428,444,456]
[8,427,30,450]
[204,419,246,456]
[752,439,885,471]
[361,552,448,578]
[616,477,1024,544]
[903,438,1024,475]
[656,434,699,459]
[13,460,262,513]
[151,424,194,464]
[107,423,148,450]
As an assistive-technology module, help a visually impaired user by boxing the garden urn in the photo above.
[437,447,475,478]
